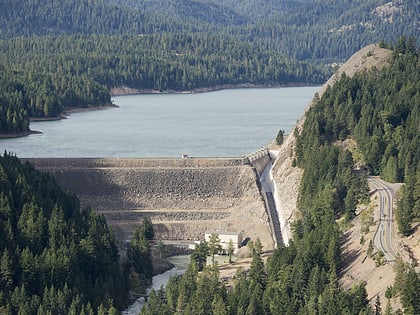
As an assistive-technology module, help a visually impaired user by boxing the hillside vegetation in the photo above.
[1,40,418,315]
[1,0,418,63]
[0,33,324,134]
[294,40,420,314]
[0,0,418,135]
[296,38,419,235]
[0,153,131,313]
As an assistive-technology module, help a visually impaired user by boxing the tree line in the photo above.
[1,0,417,136]
[295,37,419,314]
[0,33,328,134]
[1,38,418,314]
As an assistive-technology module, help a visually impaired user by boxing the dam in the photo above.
[28,155,278,251]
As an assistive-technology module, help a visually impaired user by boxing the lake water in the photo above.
[0,87,319,158]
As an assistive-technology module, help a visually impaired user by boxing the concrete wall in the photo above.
[246,148,271,176]
[29,158,275,251]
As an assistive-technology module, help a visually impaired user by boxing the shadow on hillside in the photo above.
[339,230,362,276]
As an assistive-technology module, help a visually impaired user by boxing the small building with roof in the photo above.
[205,231,243,254]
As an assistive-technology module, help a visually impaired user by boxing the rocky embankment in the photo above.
[29,158,275,250]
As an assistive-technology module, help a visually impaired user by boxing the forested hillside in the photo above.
[0,0,147,37]
[0,33,325,134]
[1,0,418,62]
[295,38,420,314]
[296,37,419,236]
[140,40,420,315]
[0,153,129,313]
[0,0,418,135]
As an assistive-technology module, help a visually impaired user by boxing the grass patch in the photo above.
[360,204,375,235]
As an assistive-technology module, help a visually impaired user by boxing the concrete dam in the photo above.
[28,155,277,251]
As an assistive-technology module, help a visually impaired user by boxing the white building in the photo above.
[205,231,243,254]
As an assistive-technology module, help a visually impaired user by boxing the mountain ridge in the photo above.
[1,0,418,62]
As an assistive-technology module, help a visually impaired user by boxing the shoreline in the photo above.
[110,82,317,96]
[2,83,317,139]
[28,103,119,122]
[0,129,42,139]
[0,104,118,139]
[63,103,119,115]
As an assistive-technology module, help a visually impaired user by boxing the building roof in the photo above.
[205,231,241,236]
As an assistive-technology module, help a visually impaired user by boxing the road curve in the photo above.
[370,177,399,262]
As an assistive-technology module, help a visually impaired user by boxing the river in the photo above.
[122,255,190,315]
[0,87,319,158]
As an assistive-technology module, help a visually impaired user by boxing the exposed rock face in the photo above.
[271,44,392,245]
[29,158,275,250]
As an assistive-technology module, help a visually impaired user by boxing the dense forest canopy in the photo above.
[0,153,129,313]
[0,33,327,134]
[1,0,418,62]
[296,38,420,236]
[0,0,418,135]
[1,42,418,314]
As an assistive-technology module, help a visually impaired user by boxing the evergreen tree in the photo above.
[0,152,130,312]
[275,129,285,145]
[227,239,235,264]
[140,216,154,241]
[208,234,222,267]
[128,226,153,281]
[400,268,420,315]
[374,294,381,315]
[190,241,209,272]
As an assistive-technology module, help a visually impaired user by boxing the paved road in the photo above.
[370,177,399,262]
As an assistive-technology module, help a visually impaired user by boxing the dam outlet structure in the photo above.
[28,156,278,251]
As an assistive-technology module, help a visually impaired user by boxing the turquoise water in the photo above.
[0,86,319,158]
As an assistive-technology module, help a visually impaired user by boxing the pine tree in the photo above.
[227,239,235,264]
[367,240,374,257]
[190,241,209,272]
[276,129,285,145]
[140,217,154,241]
[374,294,382,315]
[400,268,420,315]
[208,234,222,267]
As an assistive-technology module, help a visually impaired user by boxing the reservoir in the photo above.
[0,86,319,158]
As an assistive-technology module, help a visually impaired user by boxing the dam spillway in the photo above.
[27,157,275,250]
